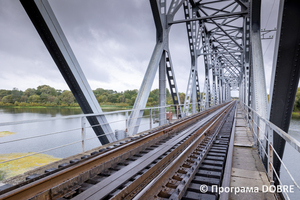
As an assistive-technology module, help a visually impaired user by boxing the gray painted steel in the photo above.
[159,51,167,125]
[128,0,182,135]
[20,0,116,144]
[268,0,300,180]
[250,0,268,120]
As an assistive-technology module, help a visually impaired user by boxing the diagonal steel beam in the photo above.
[213,36,242,66]
[169,11,248,25]
[20,0,116,144]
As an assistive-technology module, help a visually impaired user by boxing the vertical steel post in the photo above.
[192,77,197,113]
[267,124,274,181]
[169,105,171,124]
[81,117,86,152]
[125,111,129,137]
[159,51,167,125]
[267,0,300,179]
[150,108,153,129]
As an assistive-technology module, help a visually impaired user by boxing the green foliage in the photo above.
[60,90,75,105]
[2,95,13,103]
[0,85,183,108]
[0,170,6,181]
[294,88,300,112]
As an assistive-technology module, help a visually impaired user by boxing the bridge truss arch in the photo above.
[19,0,300,184]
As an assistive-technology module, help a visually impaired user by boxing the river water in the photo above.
[0,107,159,158]
[0,107,299,198]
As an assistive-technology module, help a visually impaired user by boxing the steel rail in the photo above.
[0,103,230,200]
[132,101,235,199]
[74,103,233,200]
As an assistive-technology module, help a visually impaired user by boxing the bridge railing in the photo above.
[241,101,300,200]
[0,101,220,177]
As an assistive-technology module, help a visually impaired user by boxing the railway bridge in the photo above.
[1,0,300,199]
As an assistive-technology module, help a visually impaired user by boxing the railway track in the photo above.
[0,101,235,200]
[134,101,236,200]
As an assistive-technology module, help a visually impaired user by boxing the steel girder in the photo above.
[182,1,199,115]
[188,0,248,109]
[128,0,183,135]
[250,0,268,120]
[20,0,116,144]
[165,51,183,117]
[159,50,167,126]
[268,0,300,181]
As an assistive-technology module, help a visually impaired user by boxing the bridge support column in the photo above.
[212,73,217,106]
[250,0,268,119]
[128,0,183,135]
[159,51,166,125]
[268,0,300,181]
[217,75,222,105]
[192,71,197,114]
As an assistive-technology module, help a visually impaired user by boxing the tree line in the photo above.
[294,88,300,112]
[0,85,186,107]
[1,85,299,111]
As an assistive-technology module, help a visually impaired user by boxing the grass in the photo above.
[0,153,60,181]
[292,112,300,119]
[0,131,15,137]
[0,105,133,110]
[0,105,81,109]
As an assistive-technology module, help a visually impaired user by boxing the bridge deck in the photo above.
[229,104,276,199]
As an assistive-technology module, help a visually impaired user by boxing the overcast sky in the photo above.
[0,0,279,97]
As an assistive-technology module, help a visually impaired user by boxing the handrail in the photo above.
[0,101,225,170]
[242,102,300,154]
[240,101,300,200]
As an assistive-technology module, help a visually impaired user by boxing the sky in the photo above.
[0,0,279,97]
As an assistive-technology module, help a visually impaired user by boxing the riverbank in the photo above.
[0,104,133,110]
[0,153,60,181]
[292,112,300,119]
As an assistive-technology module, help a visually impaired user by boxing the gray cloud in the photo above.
[0,0,280,97]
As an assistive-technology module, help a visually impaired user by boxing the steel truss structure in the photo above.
[19,0,300,184]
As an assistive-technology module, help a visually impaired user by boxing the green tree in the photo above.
[11,87,22,102]
[0,90,12,99]
[107,93,118,103]
[38,85,57,96]
[28,95,40,103]
[24,88,36,97]
[2,95,13,103]
[60,90,75,105]
[40,93,49,103]
[93,88,106,97]
[124,89,138,100]
[294,88,300,111]
[118,95,125,103]
[130,96,137,106]
[179,92,185,104]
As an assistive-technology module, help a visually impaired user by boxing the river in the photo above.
[0,107,299,198]
[0,107,159,158]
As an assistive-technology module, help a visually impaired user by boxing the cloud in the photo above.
[0,0,280,98]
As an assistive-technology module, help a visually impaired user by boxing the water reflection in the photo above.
[281,118,300,200]
[0,107,159,159]
[0,107,83,117]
